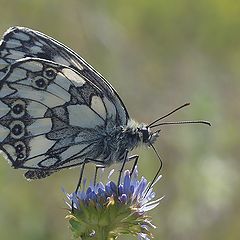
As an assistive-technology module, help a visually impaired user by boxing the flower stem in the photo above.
[80,226,113,240]
[96,226,110,240]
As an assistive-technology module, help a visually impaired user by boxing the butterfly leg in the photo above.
[117,154,139,184]
[72,157,104,212]
[117,150,129,186]
[74,161,87,194]
[74,157,105,193]
[129,155,139,177]
[94,165,105,186]
[116,154,138,189]
[71,161,87,212]
[84,158,106,186]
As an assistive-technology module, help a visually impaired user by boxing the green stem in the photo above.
[95,226,109,240]
[80,226,114,240]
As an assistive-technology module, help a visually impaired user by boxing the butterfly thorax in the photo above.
[97,119,159,166]
[121,119,159,148]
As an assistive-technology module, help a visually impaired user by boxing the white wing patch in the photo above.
[67,104,104,128]
[2,144,16,160]
[0,59,8,70]
[8,50,26,60]
[29,46,44,54]
[59,143,89,162]
[62,68,85,86]
[27,118,52,135]
[91,95,106,120]
[103,97,117,120]
[40,157,59,167]
[19,60,43,72]
[6,68,27,82]
[27,101,48,117]
[28,136,55,160]
[11,84,67,108]
[5,39,22,48]
[0,85,15,98]
[54,74,72,90]
[0,101,10,118]
[0,125,10,141]
[13,31,30,41]
[47,84,71,102]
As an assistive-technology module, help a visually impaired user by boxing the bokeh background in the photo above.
[0,0,239,239]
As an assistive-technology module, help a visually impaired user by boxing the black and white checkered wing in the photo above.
[0,27,130,179]
[0,26,128,124]
[0,58,126,177]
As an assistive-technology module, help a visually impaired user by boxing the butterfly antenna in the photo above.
[144,143,163,197]
[148,103,190,127]
[150,120,211,128]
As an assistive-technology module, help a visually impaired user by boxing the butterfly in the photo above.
[0,27,210,181]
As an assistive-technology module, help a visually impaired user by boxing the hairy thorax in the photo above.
[93,119,159,166]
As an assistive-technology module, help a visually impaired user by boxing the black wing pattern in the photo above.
[0,26,128,123]
[0,27,129,179]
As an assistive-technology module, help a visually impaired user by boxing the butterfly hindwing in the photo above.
[0,57,123,176]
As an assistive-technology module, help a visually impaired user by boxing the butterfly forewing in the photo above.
[0,26,128,124]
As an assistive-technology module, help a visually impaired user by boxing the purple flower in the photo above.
[64,167,162,239]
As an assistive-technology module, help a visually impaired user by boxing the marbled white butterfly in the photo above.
[0,27,210,181]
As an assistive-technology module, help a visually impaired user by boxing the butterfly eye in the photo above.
[11,100,26,118]
[32,76,49,89]
[10,121,25,139]
[43,67,57,80]
[141,128,150,142]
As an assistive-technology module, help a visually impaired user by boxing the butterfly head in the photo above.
[121,120,160,152]
[137,124,160,147]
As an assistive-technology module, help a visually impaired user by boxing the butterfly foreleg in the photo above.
[117,150,129,186]
[129,154,139,177]
[74,161,86,193]
[74,157,105,193]
[117,152,139,186]
[72,160,88,212]
[72,157,105,212]
[84,157,106,186]
[94,165,105,186]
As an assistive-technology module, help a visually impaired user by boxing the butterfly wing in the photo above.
[0,26,129,124]
[0,58,123,178]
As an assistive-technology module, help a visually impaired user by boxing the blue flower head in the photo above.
[64,167,162,240]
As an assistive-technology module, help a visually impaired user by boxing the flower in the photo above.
[64,167,162,240]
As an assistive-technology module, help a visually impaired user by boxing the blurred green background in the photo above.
[0,0,239,239]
